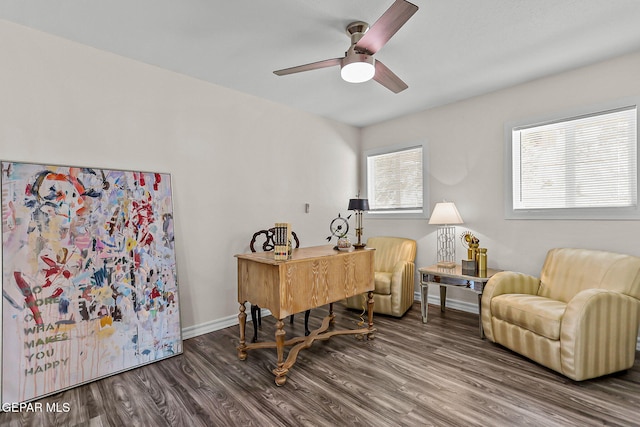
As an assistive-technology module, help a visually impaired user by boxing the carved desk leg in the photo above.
[367,291,375,340]
[237,303,247,360]
[273,319,288,386]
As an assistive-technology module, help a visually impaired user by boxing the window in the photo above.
[364,142,428,218]
[506,102,638,219]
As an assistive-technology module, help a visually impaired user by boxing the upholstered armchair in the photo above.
[482,248,640,381]
[344,236,416,317]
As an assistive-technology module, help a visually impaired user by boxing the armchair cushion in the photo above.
[482,248,640,381]
[490,294,566,340]
[374,271,392,295]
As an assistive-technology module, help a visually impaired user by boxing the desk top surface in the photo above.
[236,244,374,265]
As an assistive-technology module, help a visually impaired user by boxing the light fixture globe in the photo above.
[340,54,375,83]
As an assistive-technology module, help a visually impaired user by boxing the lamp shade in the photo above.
[428,202,463,225]
[348,198,370,211]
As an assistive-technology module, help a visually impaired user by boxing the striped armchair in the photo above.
[482,248,640,381]
[343,236,416,317]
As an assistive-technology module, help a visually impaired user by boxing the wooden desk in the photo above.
[236,245,375,385]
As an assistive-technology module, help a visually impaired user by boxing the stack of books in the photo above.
[273,222,291,260]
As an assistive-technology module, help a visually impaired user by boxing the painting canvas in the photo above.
[1,161,181,404]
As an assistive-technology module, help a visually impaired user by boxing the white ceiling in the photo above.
[2,0,640,127]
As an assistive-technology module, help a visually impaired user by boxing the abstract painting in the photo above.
[1,161,181,404]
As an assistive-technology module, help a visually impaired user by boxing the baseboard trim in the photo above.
[181,314,238,340]
[184,296,640,351]
[181,306,272,340]
[413,291,640,351]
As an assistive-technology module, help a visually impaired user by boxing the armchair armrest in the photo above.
[482,271,540,300]
[481,271,540,341]
[390,260,415,315]
[391,260,414,284]
[560,289,640,380]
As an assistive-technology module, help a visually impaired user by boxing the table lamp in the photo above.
[428,201,464,268]
[348,196,370,249]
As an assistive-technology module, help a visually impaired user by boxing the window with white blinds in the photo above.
[508,104,638,219]
[366,144,426,216]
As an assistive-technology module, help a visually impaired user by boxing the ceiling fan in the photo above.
[273,0,419,93]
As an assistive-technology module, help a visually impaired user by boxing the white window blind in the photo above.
[367,145,423,212]
[512,106,637,212]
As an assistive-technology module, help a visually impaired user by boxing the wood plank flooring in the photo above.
[2,302,639,426]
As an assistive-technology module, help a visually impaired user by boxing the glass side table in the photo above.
[419,264,502,338]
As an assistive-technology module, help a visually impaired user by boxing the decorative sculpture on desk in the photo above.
[326,213,352,250]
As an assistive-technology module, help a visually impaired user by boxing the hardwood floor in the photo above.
[2,302,639,427]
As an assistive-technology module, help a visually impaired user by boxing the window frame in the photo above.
[505,98,640,220]
[363,140,429,220]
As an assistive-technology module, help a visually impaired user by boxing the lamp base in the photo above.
[436,261,456,268]
[353,243,367,249]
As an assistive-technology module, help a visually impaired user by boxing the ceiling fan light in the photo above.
[341,54,375,83]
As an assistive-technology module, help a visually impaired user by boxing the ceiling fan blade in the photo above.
[373,60,408,93]
[356,0,418,55]
[273,58,342,76]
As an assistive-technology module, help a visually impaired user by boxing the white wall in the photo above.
[2,18,639,335]
[0,20,360,333]
[362,50,640,306]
